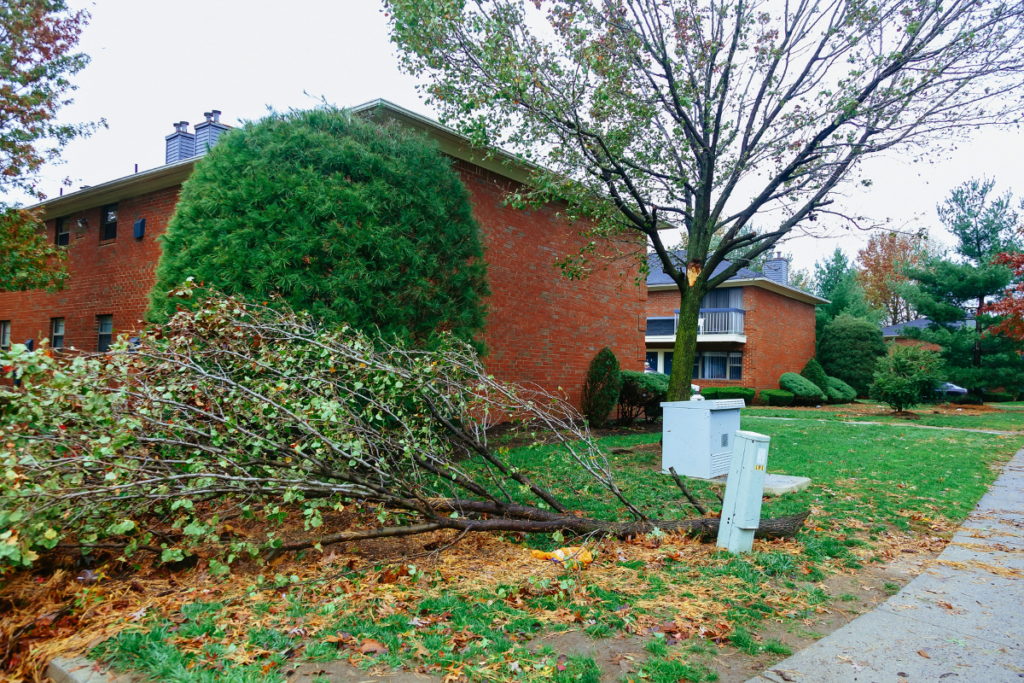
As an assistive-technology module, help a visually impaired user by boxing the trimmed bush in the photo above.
[779,372,826,405]
[701,386,756,405]
[825,376,857,404]
[800,358,830,394]
[869,344,944,412]
[618,371,668,425]
[951,393,984,405]
[581,347,622,427]
[149,108,489,351]
[760,389,795,406]
[818,314,887,396]
[983,392,1014,403]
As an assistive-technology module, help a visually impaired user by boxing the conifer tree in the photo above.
[150,108,490,350]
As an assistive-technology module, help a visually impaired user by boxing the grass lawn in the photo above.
[38,410,1024,683]
[744,404,1024,433]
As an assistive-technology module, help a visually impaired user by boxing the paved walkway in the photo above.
[747,449,1024,683]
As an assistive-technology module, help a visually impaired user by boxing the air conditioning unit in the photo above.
[661,399,745,479]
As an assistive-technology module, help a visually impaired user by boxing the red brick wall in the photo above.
[0,186,180,353]
[0,160,645,405]
[644,285,817,393]
[454,159,645,404]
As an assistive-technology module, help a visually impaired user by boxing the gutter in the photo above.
[647,277,829,306]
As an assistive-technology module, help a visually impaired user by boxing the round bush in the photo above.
[869,344,944,412]
[759,389,794,406]
[700,386,756,405]
[825,376,857,404]
[149,108,490,350]
[618,371,668,424]
[818,314,887,396]
[581,347,622,427]
[779,372,826,404]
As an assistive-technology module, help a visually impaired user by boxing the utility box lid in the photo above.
[661,399,746,411]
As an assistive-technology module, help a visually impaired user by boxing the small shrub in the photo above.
[869,344,944,412]
[818,314,887,396]
[825,376,857,404]
[983,392,1014,403]
[760,389,795,406]
[580,347,622,427]
[779,372,826,405]
[950,393,984,405]
[800,358,830,394]
[701,386,756,405]
[618,371,668,425]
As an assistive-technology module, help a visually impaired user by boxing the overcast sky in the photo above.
[25,0,1024,274]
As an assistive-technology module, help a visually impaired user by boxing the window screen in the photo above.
[55,217,70,246]
[728,352,743,380]
[50,318,65,351]
[97,315,113,352]
[101,204,118,241]
[702,351,728,379]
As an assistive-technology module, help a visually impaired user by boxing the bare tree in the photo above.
[385,0,1024,399]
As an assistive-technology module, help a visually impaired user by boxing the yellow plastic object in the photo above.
[530,546,593,569]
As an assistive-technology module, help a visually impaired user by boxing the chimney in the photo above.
[193,109,230,157]
[165,121,195,164]
[763,252,789,285]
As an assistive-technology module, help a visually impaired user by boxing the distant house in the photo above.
[0,100,646,405]
[645,253,827,392]
[882,318,946,351]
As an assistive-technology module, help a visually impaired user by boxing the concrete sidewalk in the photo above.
[748,449,1024,683]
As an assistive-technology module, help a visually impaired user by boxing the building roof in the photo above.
[881,318,933,337]
[27,99,540,220]
[646,251,828,305]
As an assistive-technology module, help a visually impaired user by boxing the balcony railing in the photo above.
[698,308,744,335]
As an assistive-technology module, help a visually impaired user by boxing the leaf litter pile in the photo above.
[0,500,959,683]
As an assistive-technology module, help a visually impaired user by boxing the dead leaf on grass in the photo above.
[359,638,389,655]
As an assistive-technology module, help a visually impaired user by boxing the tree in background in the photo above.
[870,344,944,413]
[903,179,1024,393]
[817,314,887,396]
[0,0,102,293]
[150,108,490,351]
[386,0,1024,402]
[857,232,933,326]
[812,248,879,342]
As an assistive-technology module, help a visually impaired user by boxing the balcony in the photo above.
[645,308,746,344]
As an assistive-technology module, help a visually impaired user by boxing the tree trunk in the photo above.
[974,296,984,368]
[667,283,704,401]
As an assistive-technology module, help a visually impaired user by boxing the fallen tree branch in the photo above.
[668,467,709,515]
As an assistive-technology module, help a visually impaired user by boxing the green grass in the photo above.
[92,412,1022,682]
[744,405,1024,433]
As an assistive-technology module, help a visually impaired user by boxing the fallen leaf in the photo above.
[359,639,388,655]
[918,650,931,659]
[771,671,798,682]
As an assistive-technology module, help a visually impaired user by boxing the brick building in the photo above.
[0,100,646,404]
[644,253,826,393]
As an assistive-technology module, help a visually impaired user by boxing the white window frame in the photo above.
[50,318,65,351]
[0,321,10,351]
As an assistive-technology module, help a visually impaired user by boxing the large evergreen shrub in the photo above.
[818,314,887,396]
[149,108,490,350]
[618,371,668,424]
[800,358,829,394]
[580,347,622,427]
[869,344,944,412]
[779,372,826,404]
[825,376,857,404]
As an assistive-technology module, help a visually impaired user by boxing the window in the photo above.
[97,315,113,352]
[100,203,118,241]
[729,352,743,380]
[50,318,65,351]
[55,217,70,246]
[690,351,744,380]
[0,321,10,351]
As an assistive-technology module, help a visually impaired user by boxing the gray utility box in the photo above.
[661,399,745,479]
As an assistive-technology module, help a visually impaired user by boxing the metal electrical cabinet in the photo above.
[661,399,745,479]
